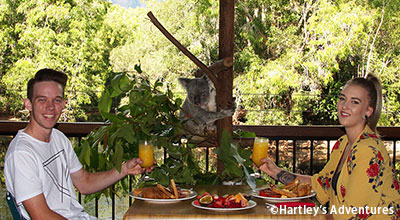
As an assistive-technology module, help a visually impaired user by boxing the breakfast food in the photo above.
[157,184,175,199]
[194,192,249,208]
[134,187,171,199]
[296,182,312,197]
[199,194,213,206]
[258,178,312,198]
[271,185,298,198]
[283,178,300,191]
[170,179,179,199]
[259,188,282,198]
[133,180,191,199]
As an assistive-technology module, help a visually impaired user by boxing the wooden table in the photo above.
[123,185,327,220]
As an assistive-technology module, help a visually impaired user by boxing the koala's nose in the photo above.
[194,97,201,105]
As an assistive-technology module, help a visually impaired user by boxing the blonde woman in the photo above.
[260,74,400,219]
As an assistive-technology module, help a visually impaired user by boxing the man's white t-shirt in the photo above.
[4,129,97,220]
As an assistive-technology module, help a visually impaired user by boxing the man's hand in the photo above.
[72,158,156,194]
[122,158,154,176]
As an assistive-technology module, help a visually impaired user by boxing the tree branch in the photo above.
[365,0,385,77]
[193,57,233,77]
[147,11,219,90]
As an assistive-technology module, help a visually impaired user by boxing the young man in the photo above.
[4,69,152,219]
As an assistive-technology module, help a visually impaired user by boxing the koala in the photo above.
[178,75,236,137]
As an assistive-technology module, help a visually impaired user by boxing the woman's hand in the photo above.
[258,157,282,180]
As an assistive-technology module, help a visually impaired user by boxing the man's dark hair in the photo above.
[27,68,68,101]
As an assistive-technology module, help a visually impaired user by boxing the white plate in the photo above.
[191,200,257,212]
[249,188,316,203]
[130,189,197,204]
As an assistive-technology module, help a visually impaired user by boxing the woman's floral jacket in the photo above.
[311,126,400,219]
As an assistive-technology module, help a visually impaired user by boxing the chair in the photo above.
[6,191,25,220]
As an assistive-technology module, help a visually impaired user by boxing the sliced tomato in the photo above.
[259,190,269,197]
[259,189,281,198]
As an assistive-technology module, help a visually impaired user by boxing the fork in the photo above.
[265,202,278,209]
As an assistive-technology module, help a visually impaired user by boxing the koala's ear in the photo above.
[201,74,212,84]
[178,78,189,88]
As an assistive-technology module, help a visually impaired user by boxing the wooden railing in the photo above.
[1,120,400,219]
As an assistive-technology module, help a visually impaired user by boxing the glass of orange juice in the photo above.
[139,140,154,168]
[252,137,269,167]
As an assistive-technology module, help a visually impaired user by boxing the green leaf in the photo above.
[168,90,173,99]
[111,74,123,97]
[114,141,124,173]
[233,129,256,138]
[98,89,112,116]
[119,74,132,93]
[101,112,125,123]
[79,141,91,166]
[110,89,122,98]
[150,168,170,185]
[175,98,183,107]
[231,143,245,164]
[117,124,135,144]
[119,74,132,92]
[88,125,109,147]
[98,154,105,170]
[91,147,99,169]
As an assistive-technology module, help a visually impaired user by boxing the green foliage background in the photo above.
[1,0,399,126]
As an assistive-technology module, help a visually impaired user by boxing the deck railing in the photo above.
[1,120,400,219]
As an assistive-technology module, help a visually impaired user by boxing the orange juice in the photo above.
[252,137,269,167]
[139,142,154,168]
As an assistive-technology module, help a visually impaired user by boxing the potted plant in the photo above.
[76,67,202,200]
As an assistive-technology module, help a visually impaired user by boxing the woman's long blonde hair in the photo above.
[344,74,382,133]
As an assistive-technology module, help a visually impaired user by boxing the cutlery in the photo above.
[265,202,278,209]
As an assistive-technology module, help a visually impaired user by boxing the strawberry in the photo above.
[227,200,241,208]
[213,200,224,208]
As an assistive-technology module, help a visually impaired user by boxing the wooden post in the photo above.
[217,0,235,174]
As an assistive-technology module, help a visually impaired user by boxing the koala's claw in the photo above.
[222,109,234,116]
[227,99,237,111]
[221,98,236,116]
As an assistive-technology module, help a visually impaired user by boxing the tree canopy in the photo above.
[1,0,399,126]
